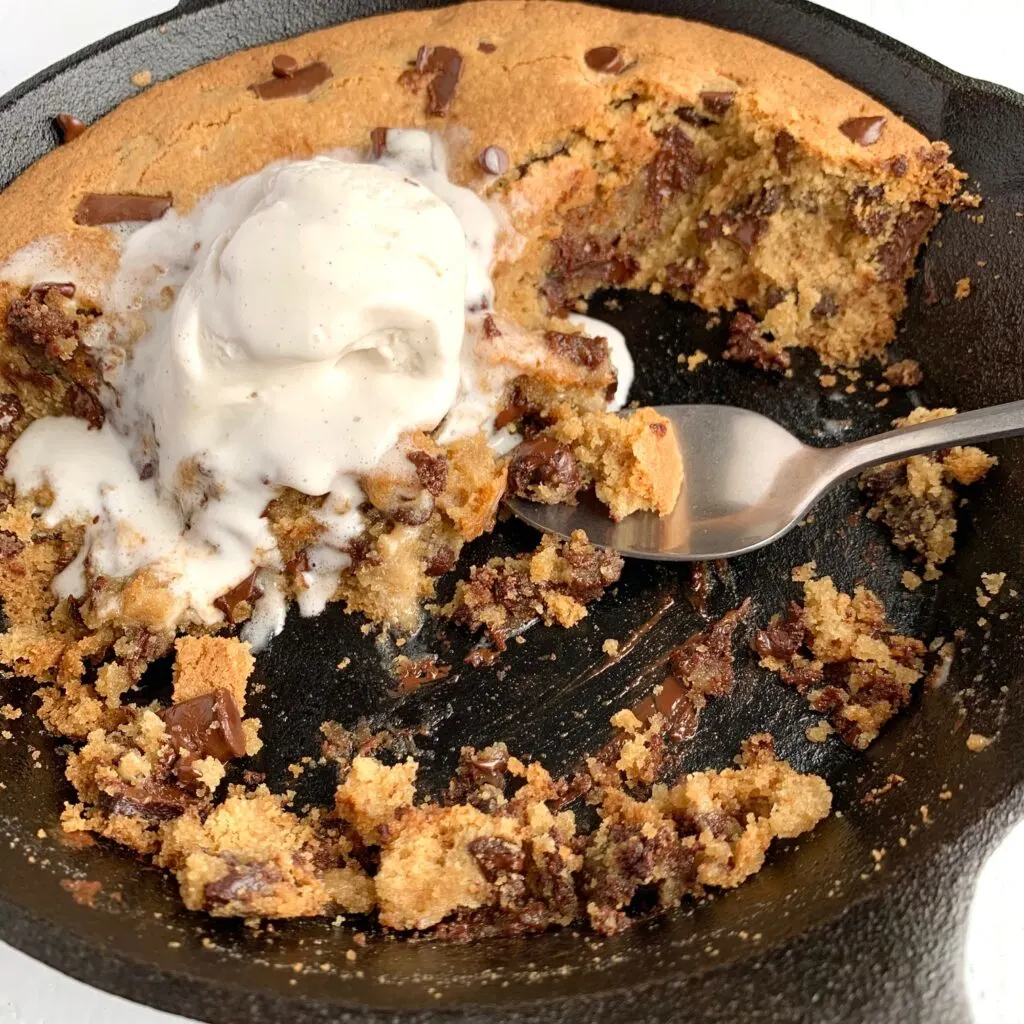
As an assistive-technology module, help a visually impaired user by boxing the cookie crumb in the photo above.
[791,561,817,583]
[805,720,833,743]
[601,638,620,656]
[901,570,922,591]
[954,277,971,300]
[131,69,153,88]
[966,733,992,752]
[981,571,1006,596]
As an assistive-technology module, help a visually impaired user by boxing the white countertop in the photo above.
[0,2,1021,1021]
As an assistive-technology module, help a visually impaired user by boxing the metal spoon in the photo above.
[504,401,1024,561]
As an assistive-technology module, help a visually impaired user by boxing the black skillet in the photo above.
[1,1,1023,1020]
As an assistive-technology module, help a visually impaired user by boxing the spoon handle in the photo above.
[826,399,1024,481]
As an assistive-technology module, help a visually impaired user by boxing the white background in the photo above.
[0,1,1022,1021]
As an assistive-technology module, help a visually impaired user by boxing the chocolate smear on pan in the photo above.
[250,60,332,100]
[840,115,886,146]
[74,193,172,226]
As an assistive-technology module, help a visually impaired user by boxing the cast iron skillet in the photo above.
[1,1,1023,1020]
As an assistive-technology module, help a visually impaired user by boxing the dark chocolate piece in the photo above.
[840,115,886,146]
[160,690,247,762]
[249,60,332,100]
[584,46,626,74]
[479,145,510,175]
[55,113,86,143]
[74,193,172,226]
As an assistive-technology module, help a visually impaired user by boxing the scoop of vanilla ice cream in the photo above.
[130,158,469,498]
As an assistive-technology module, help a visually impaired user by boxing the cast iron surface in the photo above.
[1,1,1023,1021]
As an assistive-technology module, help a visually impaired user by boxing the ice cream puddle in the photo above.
[4,131,634,647]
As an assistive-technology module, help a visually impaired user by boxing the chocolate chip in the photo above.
[664,257,706,291]
[271,54,299,78]
[160,689,247,762]
[477,41,497,54]
[848,184,890,236]
[700,91,734,116]
[29,281,75,299]
[482,314,501,339]
[63,383,104,429]
[55,113,86,143]
[105,783,192,822]
[203,861,282,911]
[774,130,797,171]
[411,45,463,116]
[407,449,448,496]
[370,126,389,159]
[74,193,172,226]
[0,394,23,433]
[677,105,714,128]
[764,284,788,309]
[752,602,807,662]
[647,126,703,212]
[885,155,909,177]
[840,115,886,146]
[508,438,584,503]
[213,570,262,623]
[479,145,510,176]
[468,836,525,881]
[544,330,609,369]
[425,545,457,577]
[584,46,627,74]
[285,550,310,576]
[811,292,840,319]
[249,61,332,100]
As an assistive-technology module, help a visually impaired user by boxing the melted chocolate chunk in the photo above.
[667,599,750,700]
[249,61,332,100]
[271,54,299,78]
[55,113,86,143]
[160,690,247,762]
[876,204,936,282]
[0,531,25,558]
[410,45,463,116]
[722,312,791,372]
[752,602,807,662]
[508,438,584,503]
[203,859,283,910]
[0,393,23,434]
[74,193,172,226]
[7,287,80,359]
[848,184,890,237]
[840,115,886,146]
[584,46,627,74]
[774,130,797,171]
[647,126,703,213]
[699,90,734,116]
[469,837,526,881]
[105,783,192,822]
[407,449,448,496]
[479,145,510,175]
[63,382,104,429]
[425,545,457,577]
[213,570,262,623]
[544,330,609,369]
